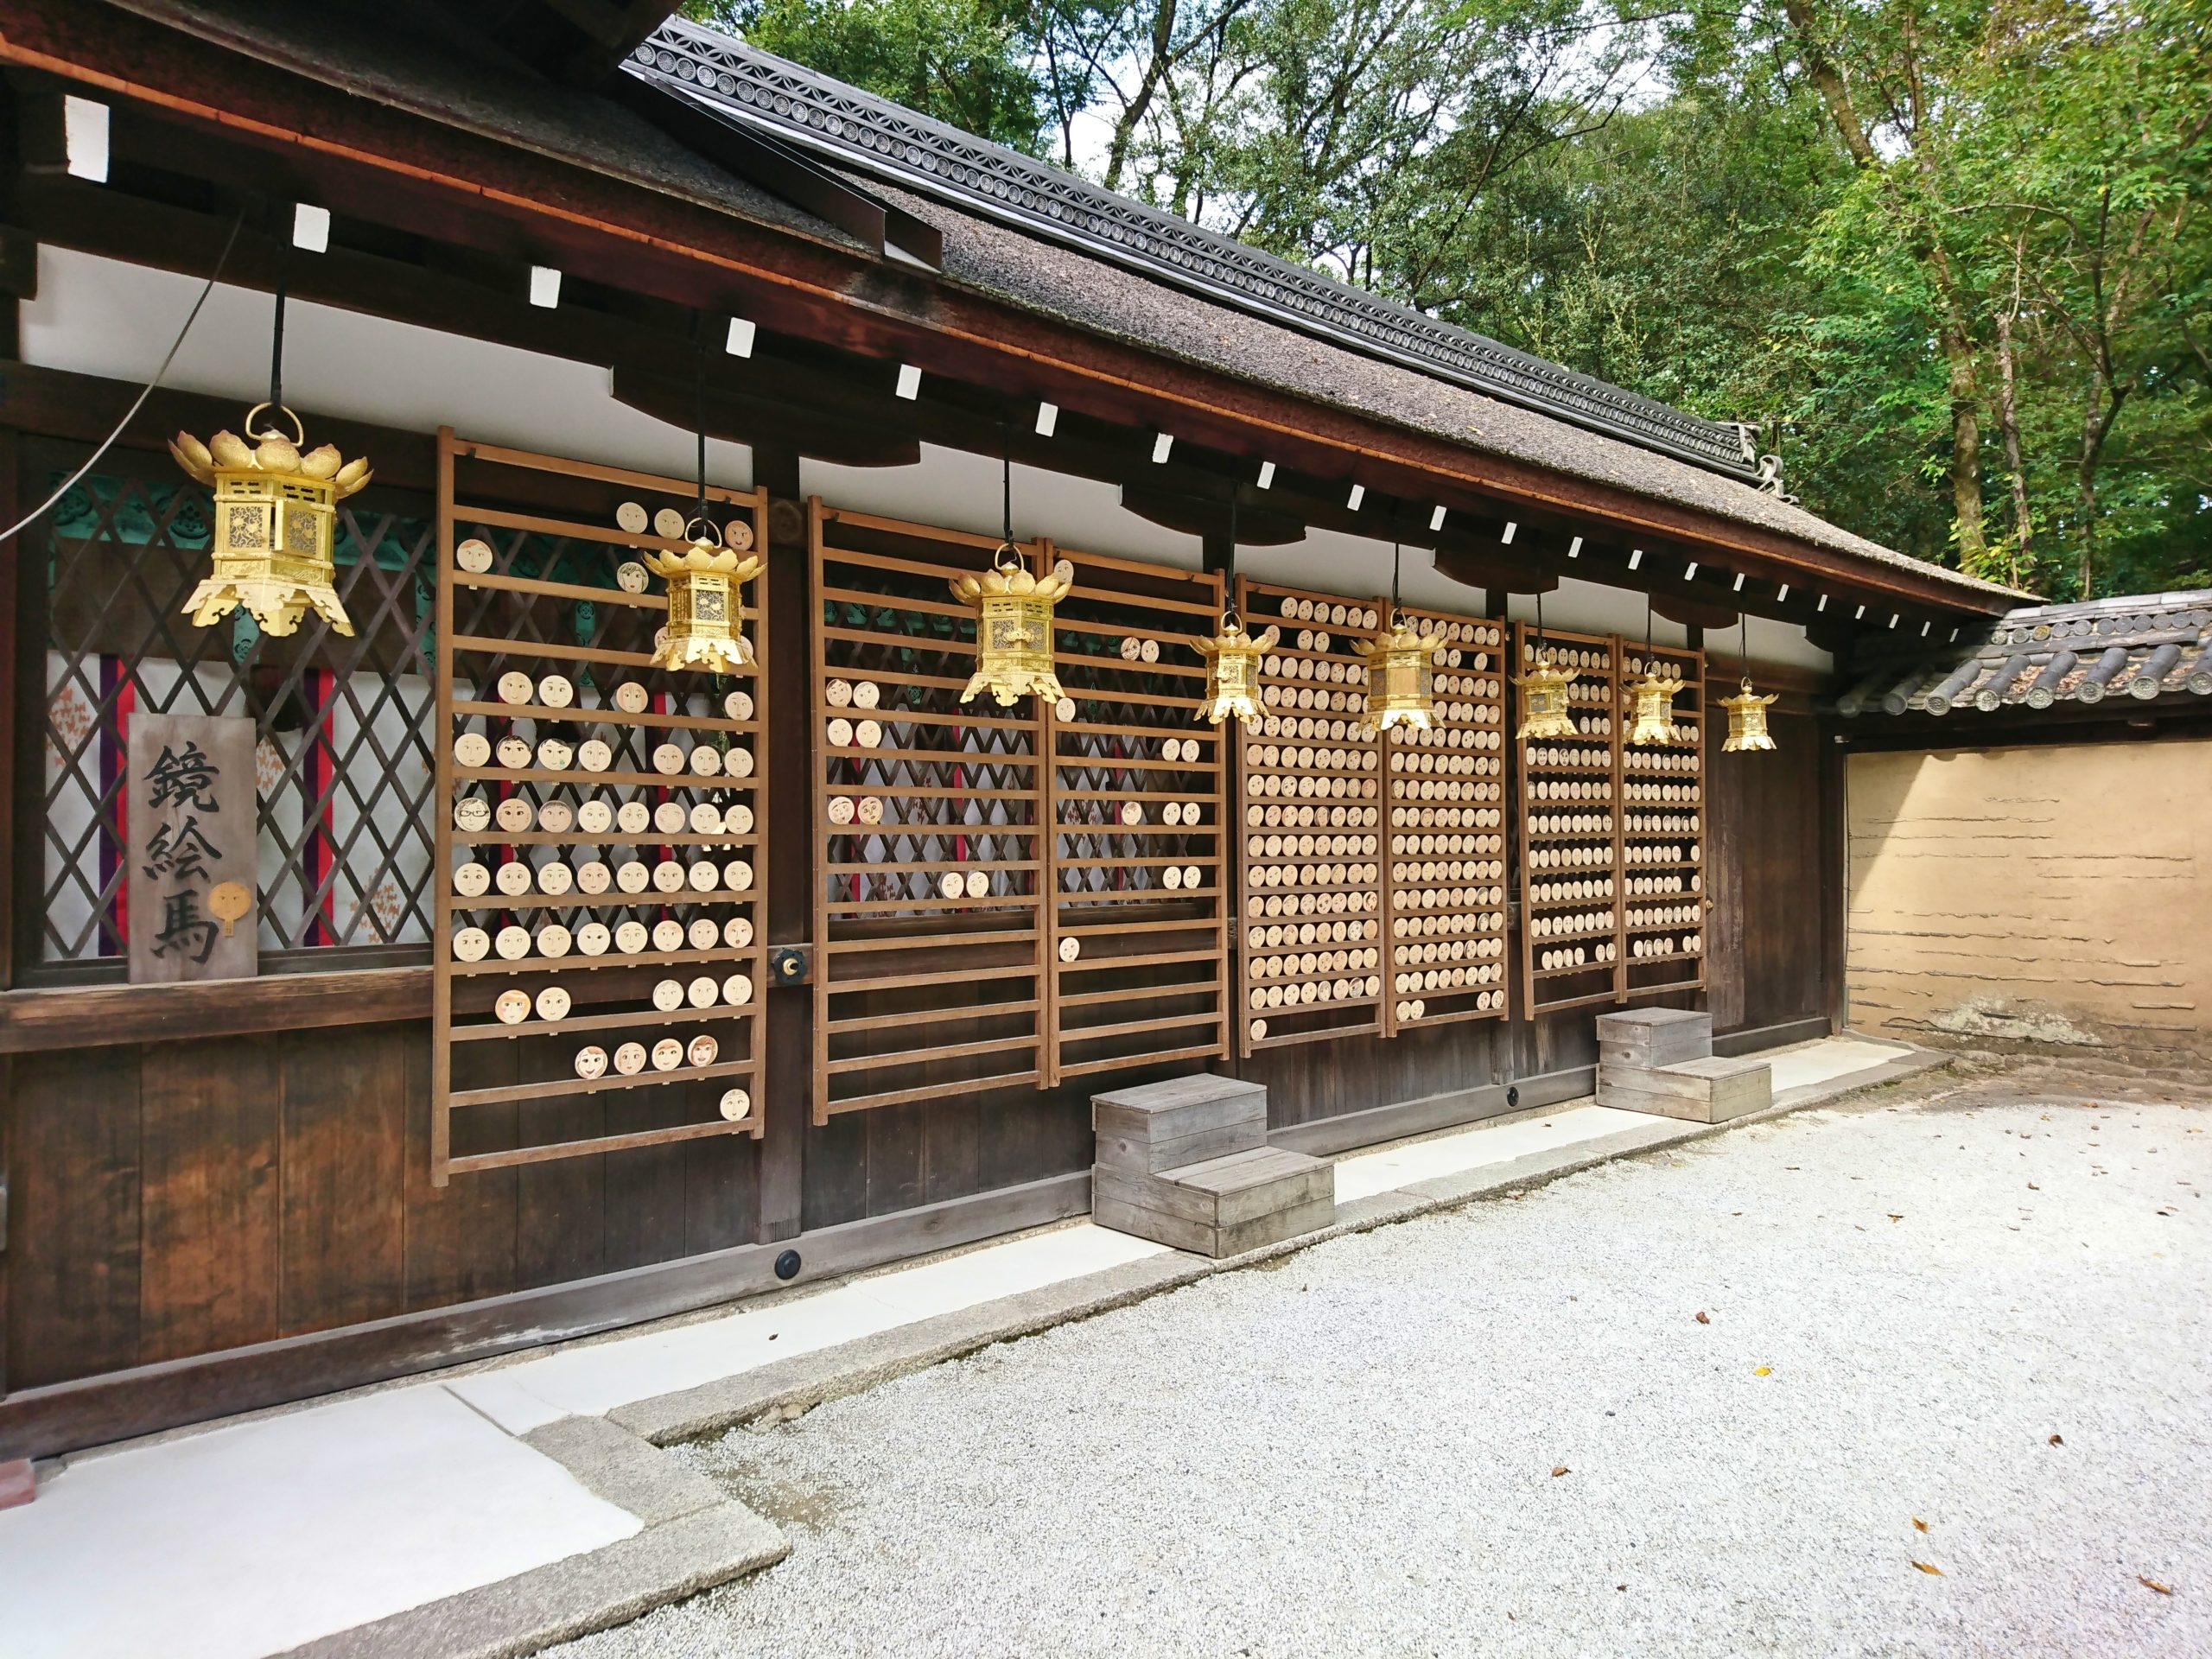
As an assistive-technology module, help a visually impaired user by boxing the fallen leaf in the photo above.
[1912,1561,1944,1576]
[2139,1576,2173,1596]
[1913,1517,1929,1533]
[2028,1183,2039,1190]
[2049,1433,2063,1446]
[1695,1311,1711,1324]
[1551,1465,1570,1477]
[1753,1366,1773,1376]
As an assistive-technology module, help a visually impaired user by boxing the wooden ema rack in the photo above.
[1045,545,1230,1088]
[1617,638,1708,1001]
[430,433,769,1184]
[1382,600,1512,1033]
[808,505,1230,1124]
[1512,623,1706,1015]
[1231,577,1509,1058]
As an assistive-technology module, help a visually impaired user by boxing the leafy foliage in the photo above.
[696,0,2212,599]
[683,0,1051,152]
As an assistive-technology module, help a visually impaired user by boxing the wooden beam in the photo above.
[1435,543,1556,595]
[0,968,431,1053]
[611,364,919,467]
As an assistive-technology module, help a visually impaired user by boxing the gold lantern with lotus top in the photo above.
[1187,613,1278,726]
[170,405,370,637]
[1720,679,1778,751]
[645,518,760,675]
[950,546,1071,706]
[1626,664,1687,746]
[1514,651,1577,741]
[1357,612,1446,732]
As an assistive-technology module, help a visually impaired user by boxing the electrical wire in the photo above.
[0,210,245,547]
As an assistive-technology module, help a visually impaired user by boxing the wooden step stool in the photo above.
[1090,1075,1335,1257]
[1594,1008,1773,1125]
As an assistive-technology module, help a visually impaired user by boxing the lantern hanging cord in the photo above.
[0,208,244,548]
[1000,423,1012,544]
[1390,541,1402,620]
[1740,611,1751,678]
[1225,493,1238,620]
[266,261,287,416]
[693,317,708,519]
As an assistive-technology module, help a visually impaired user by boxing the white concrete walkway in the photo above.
[0,1034,1915,1659]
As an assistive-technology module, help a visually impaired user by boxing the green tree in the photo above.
[685,0,1051,153]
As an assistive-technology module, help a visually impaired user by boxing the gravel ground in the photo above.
[555,1077,2211,1659]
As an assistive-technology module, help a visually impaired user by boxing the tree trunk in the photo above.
[1942,311,1987,565]
[2075,376,2101,599]
[1993,308,2031,585]
[1779,0,1986,564]
[1103,0,1179,194]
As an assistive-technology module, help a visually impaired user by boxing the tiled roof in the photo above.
[1835,592,2212,716]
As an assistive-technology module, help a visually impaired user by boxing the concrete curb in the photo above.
[274,1417,787,1659]
[617,1046,1955,1448]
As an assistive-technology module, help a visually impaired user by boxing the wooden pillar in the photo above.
[1820,724,1849,1034]
[756,443,809,1243]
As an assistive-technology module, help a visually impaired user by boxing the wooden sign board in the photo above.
[127,713,257,983]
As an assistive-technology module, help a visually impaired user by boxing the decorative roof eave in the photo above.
[626,20,1766,485]
[32,2,2016,616]
[1834,592,2212,718]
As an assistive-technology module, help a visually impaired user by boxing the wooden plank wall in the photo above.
[0,388,1834,1404]
[4,709,1831,1393]
[3,1020,761,1391]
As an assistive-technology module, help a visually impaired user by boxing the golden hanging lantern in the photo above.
[169,405,369,637]
[1513,650,1577,741]
[1720,678,1779,751]
[643,517,761,675]
[950,545,1071,707]
[1186,612,1278,726]
[1626,664,1688,746]
[1357,611,1446,732]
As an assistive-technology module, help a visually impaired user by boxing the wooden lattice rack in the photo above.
[1617,638,1708,1001]
[809,504,1048,1122]
[431,433,769,1183]
[1379,601,1511,1033]
[1044,543,1230,1086]
[1230,577,1509,1056]
[1230,577,1387,1055]
[1511,624,1705,1014]
[808,505,1227,1122]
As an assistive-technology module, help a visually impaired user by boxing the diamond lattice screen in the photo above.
[30,454,436,970]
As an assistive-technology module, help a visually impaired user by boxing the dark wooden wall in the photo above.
[3,707,1832,1406]
[3,1021,761,1393]
[0,369,1840,1440]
